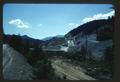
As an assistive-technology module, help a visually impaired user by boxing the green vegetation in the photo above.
[96,25,113,41]
[3,34,59,80]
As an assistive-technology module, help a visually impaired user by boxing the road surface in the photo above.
[51,58,96,80]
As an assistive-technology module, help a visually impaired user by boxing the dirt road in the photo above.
[51,58,96,80]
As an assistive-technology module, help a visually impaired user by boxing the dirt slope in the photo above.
[3,44,34,80]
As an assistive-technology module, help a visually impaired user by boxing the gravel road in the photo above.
[51,58,96,80]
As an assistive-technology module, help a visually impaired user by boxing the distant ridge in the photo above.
[65,18,114,37]
[4,34,45,47]
[42,35,64,41]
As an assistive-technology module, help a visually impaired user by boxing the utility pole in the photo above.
[85,34,88,63]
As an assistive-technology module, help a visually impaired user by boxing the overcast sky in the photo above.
[3,4,114,39]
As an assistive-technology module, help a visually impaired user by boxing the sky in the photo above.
[3,4,114,39]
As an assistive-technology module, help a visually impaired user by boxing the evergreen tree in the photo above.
[8,34,23,53]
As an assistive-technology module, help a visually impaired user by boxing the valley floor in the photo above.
[51,58,96,80]
[3,44,111,80]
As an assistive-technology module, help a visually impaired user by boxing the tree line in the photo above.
[3,34,62,80]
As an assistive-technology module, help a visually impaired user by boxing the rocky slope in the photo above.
[3,44,34,80]
[64,18,114,60]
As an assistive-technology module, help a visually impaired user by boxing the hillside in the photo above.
[45,37,65,46]
[3,44,34,80]
[65,17,114,37]
[64,17,114,60]
[3,34,45,47]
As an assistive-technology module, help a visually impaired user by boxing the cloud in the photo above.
[82,10,115,23]
[8,19,29,28]
[68,23,74,26]
[67,23,79,28]
[37,24,42,27]
[75,24,79,27]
